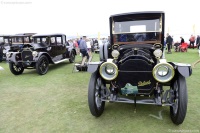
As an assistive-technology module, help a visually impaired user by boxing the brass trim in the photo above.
[152,63,175,83]
[99,62,118,81]
[153,43,163,49]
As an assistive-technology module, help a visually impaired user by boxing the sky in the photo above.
[0,0,200,42]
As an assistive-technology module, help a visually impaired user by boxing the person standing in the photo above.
[189,35,195,49]
[86,39,92,62]
[90,39,94,53]
[73,39,79,54]
[77,37,82,46]
[0,44,3,62]
[180,36,185,44]
[196,35,200,49]
[166,33,173,54]
[79,36,88,66]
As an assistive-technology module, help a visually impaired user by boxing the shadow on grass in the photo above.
[22,61,71,75]
[85,101,174,130]
[103,101,169,116]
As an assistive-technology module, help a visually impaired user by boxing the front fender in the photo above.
[66,46,76,57]
[33,52,53,63]
[6,52,19,63]
[87,62,102,73]
[170,62,192,78]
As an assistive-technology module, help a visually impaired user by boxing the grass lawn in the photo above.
[0,49,200,133]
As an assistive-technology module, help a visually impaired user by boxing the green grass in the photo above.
[0,49,200,133]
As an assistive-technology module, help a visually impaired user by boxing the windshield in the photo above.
[12,37,23,43]
[4,38,11,46]
[0,37,3,43]
[33,37,49,45]
[114,19,160,34]
[111,13,163,44]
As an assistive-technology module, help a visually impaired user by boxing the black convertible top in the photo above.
[110,11,165,17]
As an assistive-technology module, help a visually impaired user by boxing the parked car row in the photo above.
[0,33,76,75]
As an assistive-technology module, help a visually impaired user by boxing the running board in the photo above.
[54,58,69,64]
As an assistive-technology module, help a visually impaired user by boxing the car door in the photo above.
[49,36,58,57]
[56,36,66,55]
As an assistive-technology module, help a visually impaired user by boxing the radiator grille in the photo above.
[22,50,33,61]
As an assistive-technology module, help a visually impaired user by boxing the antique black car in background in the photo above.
[87,11,192,125]
[6,33,76,75]
[0,34,12,62]
[0,33,36,62]
[9,33,36,51]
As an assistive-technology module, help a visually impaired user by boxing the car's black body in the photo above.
[6,33,76,75]
[10,33,36,51]
[0,33,36,61]
[87,11,192,125]
[0,34,13,62]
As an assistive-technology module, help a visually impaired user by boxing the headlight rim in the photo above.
[99,62,118,81]
[153,62,175,83]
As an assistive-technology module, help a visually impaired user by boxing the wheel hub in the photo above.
[95,78,103,108]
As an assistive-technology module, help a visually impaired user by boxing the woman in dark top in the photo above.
[180,37,184,44]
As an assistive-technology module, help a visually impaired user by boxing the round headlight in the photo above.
[105,64,115,75]
[99,62,118,80]
[153,49,162,58]
[6,52,12,58]
[157,66,169,77]
[32,51,38,57]
[111,50,120,58]
[153,63,174,83]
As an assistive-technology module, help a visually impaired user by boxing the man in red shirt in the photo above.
[189,35,195,49]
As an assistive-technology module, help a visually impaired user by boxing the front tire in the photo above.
[9,62,24,75]
[88,72,105,117]
[170,74,188,125]
[36,55,49,75]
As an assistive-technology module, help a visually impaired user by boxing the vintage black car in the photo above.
[0,34,12,62]
[9,33,36,51]
[87,11,192,125]
[6,33,76,75]
[1,33,36,61]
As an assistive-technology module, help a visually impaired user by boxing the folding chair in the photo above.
[180,43,188,52]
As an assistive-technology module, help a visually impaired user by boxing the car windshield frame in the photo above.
[110,12,164,45]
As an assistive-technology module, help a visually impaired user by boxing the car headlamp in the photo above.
[153,49,162,58]
[105,64,115,75]
[99,62,118,80]
[111,50,120,58]
[32,51,38,57]
[6,52,12,58]
[157,66,169,77]
[153,63,174,83]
